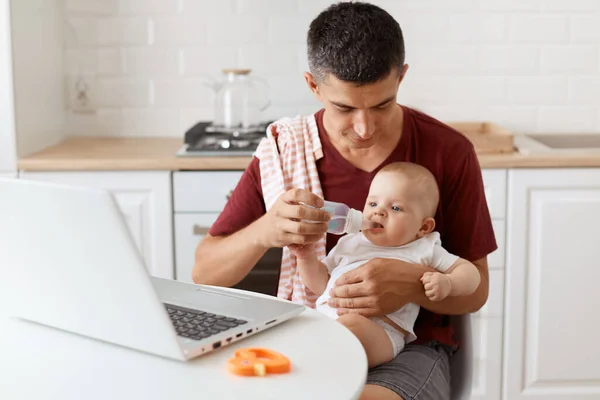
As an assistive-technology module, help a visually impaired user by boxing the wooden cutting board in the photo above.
[447,122,515,154]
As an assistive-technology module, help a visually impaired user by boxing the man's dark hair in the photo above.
[307,2,405,85]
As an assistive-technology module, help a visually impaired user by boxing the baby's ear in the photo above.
[418,217,436,237]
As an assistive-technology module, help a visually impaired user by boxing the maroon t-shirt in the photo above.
[209,106,497,347]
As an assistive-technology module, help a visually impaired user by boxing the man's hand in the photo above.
[256,188,330,249]
[327,258,426,317]
[421,272,451,301]
[328,257,489,316]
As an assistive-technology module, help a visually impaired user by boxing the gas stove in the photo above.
[176,122,270,157]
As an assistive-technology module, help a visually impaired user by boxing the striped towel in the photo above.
[254,114,326,308]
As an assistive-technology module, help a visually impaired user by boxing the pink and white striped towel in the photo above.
[254,114,326,308]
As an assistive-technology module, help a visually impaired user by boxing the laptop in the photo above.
[0,178,304,361]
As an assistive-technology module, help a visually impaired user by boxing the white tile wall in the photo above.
[12,0,66,156]
[0,0,17,172]
[63,0,600,137]
[508,15,567,43]
[97,18,151,45]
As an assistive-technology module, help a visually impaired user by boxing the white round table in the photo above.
[0,302,367,400]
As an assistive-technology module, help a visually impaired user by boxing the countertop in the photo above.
[17,137,600,171]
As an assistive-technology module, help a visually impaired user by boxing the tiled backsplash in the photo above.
[63,0,600,137]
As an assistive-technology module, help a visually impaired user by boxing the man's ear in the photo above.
[398,64,409,86]
[304,72,322,100]
[417,217,435,238]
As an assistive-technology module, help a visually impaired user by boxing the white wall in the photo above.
[0,0,16,172]
[63,0,600,137]
[11,0,66,157]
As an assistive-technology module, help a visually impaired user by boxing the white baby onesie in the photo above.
[316,232,458,354]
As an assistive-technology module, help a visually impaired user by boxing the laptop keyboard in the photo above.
[164,304,248,341]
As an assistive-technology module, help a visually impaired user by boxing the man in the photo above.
[193,2,496,399]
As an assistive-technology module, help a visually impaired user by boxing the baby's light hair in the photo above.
[378,162,440,217]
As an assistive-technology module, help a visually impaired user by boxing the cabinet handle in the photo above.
[193,225,210,235]
[226,190,233,201]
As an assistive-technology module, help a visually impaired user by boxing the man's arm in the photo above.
[193,189,330,287]
[193,221,270,287]
[193,157,269,286]
[328,256,489,316]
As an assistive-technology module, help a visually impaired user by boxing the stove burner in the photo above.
[190,134,263,151]
[177,121,271,157]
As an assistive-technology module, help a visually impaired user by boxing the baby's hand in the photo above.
[288,244,316,260]
[421,272,452,301]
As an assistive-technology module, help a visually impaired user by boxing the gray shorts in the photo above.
[366,341,454,400]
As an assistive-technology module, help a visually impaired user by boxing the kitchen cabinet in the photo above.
[174,212,219,283]
[173,171,242,212]
[172,171,244,286]
[173,171,281,296]
[504,168,600,400]
[18,171,173,279]
[470,169,507,400]
[0,0,16,174]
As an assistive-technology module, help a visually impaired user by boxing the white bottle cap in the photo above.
[346,208,364,234]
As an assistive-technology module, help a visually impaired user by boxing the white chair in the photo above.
[449,313,473,400]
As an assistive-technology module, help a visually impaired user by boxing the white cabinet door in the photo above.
[470,169,507,400]
[482,169,507,220]
[19,171,174,279]
[505,168,600,400]
[471,269,504,400]
[0,0,17,173]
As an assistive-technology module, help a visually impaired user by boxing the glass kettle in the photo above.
[204,69,270,133]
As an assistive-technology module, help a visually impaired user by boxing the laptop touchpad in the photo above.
[170,288,254,318]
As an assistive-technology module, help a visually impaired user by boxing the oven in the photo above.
[173,171,281,296]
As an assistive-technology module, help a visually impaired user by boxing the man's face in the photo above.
[304,66,408,150]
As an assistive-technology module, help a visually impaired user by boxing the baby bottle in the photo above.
[321,200,373,235]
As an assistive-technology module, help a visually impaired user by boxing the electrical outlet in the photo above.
[67,75,96,114]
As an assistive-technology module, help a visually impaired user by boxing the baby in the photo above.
[289,162,481,368]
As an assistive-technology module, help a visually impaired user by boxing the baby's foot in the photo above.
[421,272,451,301]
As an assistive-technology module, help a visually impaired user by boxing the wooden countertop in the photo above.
[17,137,600,171]
[17,138,252,171]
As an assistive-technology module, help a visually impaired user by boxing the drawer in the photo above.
[474,268,504,318]
[488,219,505,269]
[481,169,507,220]
[174,213,219,283]
[173,171,244,212]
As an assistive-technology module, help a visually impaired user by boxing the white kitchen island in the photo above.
[0,299,367,400]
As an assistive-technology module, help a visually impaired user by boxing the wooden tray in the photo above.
[447,122,515,154]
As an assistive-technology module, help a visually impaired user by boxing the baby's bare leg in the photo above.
[337,314,394,368]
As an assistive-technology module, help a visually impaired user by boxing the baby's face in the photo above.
[362,171,428,247]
